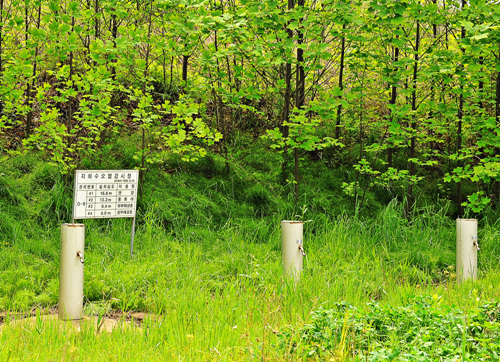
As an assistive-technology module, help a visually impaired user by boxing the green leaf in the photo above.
[470,33,488,41]
[19,48,31,60]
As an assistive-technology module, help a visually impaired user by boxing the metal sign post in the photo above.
[130,216,137,257]
[72,170,139,256]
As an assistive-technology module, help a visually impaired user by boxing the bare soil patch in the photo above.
[0,309,157,333]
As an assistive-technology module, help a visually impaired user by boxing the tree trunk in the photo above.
[494,43,500,206]
[170,55,174,88]
[110,10,118,81]
[181,53,189,92]
[335,23,346,140]
[212,28,229,173]
[456,0,466,217]
[406,20,419,217]
[67,15,75,133]
[94,0,99,39]
[295,0,305,109]
[0,0,4,85]
[293,0,305,202]
[139,3,153,200]
[478,56,484,109]
[280,0,294,186]
[24,2,41,138]
[387,42,399,168]
[428,0,437,157]
[24,3,31,137]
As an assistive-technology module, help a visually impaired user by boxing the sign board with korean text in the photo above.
[73,170,139,220]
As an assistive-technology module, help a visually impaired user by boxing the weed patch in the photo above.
[278,299,500,360]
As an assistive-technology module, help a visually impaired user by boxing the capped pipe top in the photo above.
[281,220,303,224]
[61,223,85,227]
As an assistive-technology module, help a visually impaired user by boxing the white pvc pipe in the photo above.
[59,223,85,320]
[456,218,478,284]
[281,220,304,282]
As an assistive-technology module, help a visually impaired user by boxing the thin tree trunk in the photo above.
[293,0,305,202]
[233,56,242,124]
[181,53,189,92]
[67,15,75,133]
[94,0,99,39]
[457,0,466,217]
[406,20,419,217]
[24,3,42,138]
[0,0,4,86]
[494,43,500,206]
[428,1,437,157]
[162,50,166,86]
[335,23,346,140]
[212,28,229,173]
[280,0,294,186]
[224,49,237,148]
[387,42,399,168]
[24,3,31,137]
[478,56,484,109]
[353,89,365,215]
[139,3,153,200]
[170,56,174,88]
[110,10,118,81]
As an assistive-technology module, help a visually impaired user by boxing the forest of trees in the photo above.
[0,0,499,217]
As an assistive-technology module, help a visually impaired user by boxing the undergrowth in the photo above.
[278,299,500,360]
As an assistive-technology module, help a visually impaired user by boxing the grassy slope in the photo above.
[1,136,500,360]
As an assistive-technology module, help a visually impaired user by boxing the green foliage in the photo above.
[445,157,500,214]
[278,300,500,360]
[263,109,342,153]
[0,0,497,216]
[126,88,222,171]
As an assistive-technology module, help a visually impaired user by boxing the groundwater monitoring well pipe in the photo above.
[281,220,304,282]
[456,218,478,284]
[59,223,85,320]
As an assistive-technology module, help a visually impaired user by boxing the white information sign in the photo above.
[73,170,139,220]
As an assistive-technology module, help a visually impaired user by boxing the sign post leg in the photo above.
[130,216,136,257]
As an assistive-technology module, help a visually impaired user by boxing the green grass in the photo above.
[2,211,500,360]
[1,139,500,360]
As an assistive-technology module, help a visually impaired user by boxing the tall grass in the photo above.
[2,205,500,359]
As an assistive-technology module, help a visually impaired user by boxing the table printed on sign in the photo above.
[72,170,139,220]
